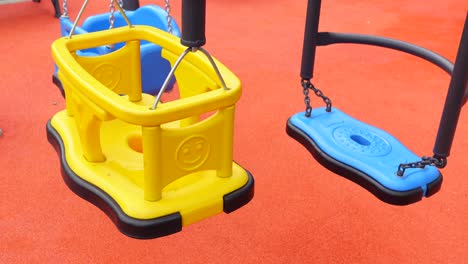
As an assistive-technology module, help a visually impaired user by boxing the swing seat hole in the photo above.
[350,134,371,146]
[333,125,392,156]
[128,134,143,153]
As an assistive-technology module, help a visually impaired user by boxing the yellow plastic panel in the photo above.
[50,112,249,224]
[51,26,242,126]
[50,25,250,227]
[74,40,142,101]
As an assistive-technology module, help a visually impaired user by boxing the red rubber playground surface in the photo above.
[1,0,467,263]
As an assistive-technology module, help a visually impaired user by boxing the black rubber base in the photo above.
[286,119,443,206]
[47,120,254,239]
[52,74,65,97]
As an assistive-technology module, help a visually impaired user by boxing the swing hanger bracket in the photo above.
[151,0,229,110]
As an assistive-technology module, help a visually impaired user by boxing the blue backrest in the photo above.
[57,5,180,94]
[81,5,180,51]
[60,5,180,54]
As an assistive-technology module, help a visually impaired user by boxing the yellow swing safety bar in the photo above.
[47,24,254,239]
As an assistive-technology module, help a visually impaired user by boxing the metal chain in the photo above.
[397,156,447,176]
[108,0,116,30]
[301,79,332,117]
[164,0,173,34]
[62,0,68,17]
[302,80,313,117]
[106,0,123,49]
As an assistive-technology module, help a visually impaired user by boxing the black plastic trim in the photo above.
[52,74,65,98]
[286,119,443,206]
[426,176,443,197]
[223,171,255,213]
[46,119,254,238]
[47,120,183,239]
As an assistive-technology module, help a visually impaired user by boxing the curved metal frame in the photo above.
[316,32,454,75]
[300,0,467,164]
[68,0,132,39]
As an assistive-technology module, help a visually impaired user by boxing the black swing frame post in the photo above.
[122,0,139,11]
[24,0,61,17]
[434,15,468,161]
[300,0,321,80]
[50,0,61,17]
[300,0,467,173]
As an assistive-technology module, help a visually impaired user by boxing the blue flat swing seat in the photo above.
[53,5,180,95]
[287,107,443,205]
[289,0,468,206]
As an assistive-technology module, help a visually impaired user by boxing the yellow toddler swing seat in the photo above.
[47,25,254,239]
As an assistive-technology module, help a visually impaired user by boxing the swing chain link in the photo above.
[165,0,173,34]
[107,0,124,49]
[396,156,447,176]
[302,80,312,117]
[62,0,68,17]
[109,0,116,30]
[302,79,332,117]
